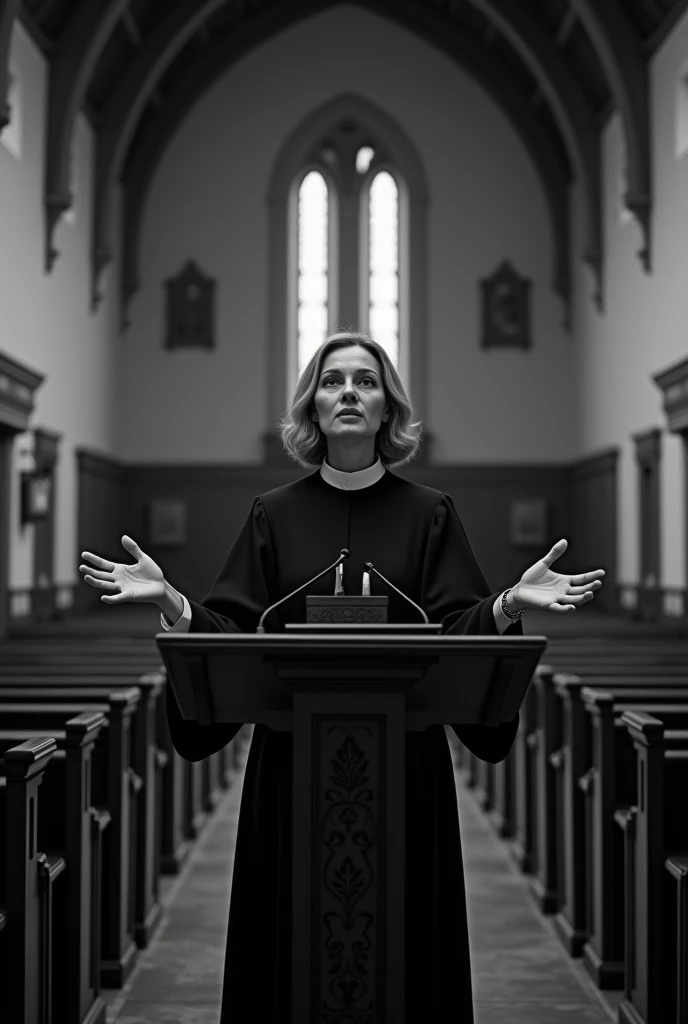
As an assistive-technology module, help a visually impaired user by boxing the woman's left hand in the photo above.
[512,538,605,614]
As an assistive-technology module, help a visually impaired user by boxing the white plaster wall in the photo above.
[122,3,574,465]
[0,22,119,592]
[572,10,688,592]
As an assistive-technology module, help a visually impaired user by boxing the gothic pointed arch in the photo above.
[566,0,652,270]
[266,93,430,429]
[121,3,573,333]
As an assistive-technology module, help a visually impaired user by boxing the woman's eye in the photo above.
[324,377,375,387]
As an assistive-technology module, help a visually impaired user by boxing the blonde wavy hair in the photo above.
[279,330,424,468]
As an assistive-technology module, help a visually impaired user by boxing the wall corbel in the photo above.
[90,0,229,310]
[0,0,20,135]
[465,0,603,308]
[43,0,131,272]
[567,0,652,272]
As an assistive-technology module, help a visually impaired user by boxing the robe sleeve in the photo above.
[421,493,523,764]
[165,495,278,762]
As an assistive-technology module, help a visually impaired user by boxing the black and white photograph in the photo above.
[1,2,688,1023]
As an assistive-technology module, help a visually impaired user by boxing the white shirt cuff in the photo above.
[160,592,192,632]
[493,591,515,634]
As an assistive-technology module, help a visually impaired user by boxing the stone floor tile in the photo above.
[123,939,224,1003]
[115,1002,220,1024]
[474,1002,612,1024]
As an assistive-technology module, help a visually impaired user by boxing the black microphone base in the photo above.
[305,595,388,624]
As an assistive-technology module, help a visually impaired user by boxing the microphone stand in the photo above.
[255,548,350,633]
[364,561,430,624]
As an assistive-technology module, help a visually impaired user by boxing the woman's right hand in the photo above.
[79,535,166,605]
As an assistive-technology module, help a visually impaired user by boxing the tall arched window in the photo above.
[292,124,406,380]
[367,169,399,367]
[297,171,330,376]
[268,96,428,442]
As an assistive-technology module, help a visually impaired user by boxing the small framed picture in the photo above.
[510,499,548,547]
[480,259,531,350]
[165,259,215,351]
[148,499,187,548]
[20,472,52,524]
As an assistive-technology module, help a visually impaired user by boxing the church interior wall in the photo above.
[122,4,575,467]
[4,4,687,625]
[0,20,120,598]
[571,9,688,599]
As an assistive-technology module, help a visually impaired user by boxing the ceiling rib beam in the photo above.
[566,0,652,270]
[466,0,603,306]
[556,9,576,47]
[122,9,142,47]
[644,0,688,55]
[91,0,231,308]
[0,0,21,136]
[121,0,573,330]
[43,0,132,272]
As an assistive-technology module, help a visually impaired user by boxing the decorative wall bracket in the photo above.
[653,356,688,434]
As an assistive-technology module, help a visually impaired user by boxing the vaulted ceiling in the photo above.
[1,0,686,326]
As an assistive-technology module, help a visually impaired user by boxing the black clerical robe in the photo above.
[165,466,523,1022]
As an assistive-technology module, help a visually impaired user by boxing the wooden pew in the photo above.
[548,673,688,953]
[0,737,62,1024]
[617,711,688,1024]
[0,715,109,1024]
[528,666,688,919]
[0,668,184,915]
[579,689,688,988]
[0,664,218,867]
[0,637,237,805]
[0,682,165,956]
[0,692,140,989]
[0,645,232,806]
[496,657,687,882]
[664,855,688,1024]
[508,682,537,872]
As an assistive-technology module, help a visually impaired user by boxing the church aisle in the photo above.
[103,734,615,1024]
[457,761,615,1024]
[103,743,249,1024]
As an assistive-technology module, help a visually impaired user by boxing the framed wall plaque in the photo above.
[509,498,548,548]
[480,259,531,350]
[148,499,187,548]
[20,472,52,524]
[164,259,215,350]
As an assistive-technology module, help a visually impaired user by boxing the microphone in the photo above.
[364,561,429,624]
[255,548,350,633]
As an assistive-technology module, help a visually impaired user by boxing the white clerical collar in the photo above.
[320,455,386,491]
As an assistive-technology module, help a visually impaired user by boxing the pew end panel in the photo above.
[618,711,688,1024]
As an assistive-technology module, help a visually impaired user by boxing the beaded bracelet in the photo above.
[501,587,525,622]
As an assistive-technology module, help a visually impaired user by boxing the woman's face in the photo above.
[311,345,390,444]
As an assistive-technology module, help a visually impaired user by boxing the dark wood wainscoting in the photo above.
[121,459,586,611]
[16,444,626,628]
[570,447,619,613]
[75,448,125,614]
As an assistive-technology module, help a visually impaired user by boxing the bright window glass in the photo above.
[356,146,375,174]
[297,171,329,376]
[368,171,399,367]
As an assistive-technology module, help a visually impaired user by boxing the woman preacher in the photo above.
[79,330,604,1021]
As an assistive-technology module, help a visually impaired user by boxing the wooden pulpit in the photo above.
[156,626,547,1023]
